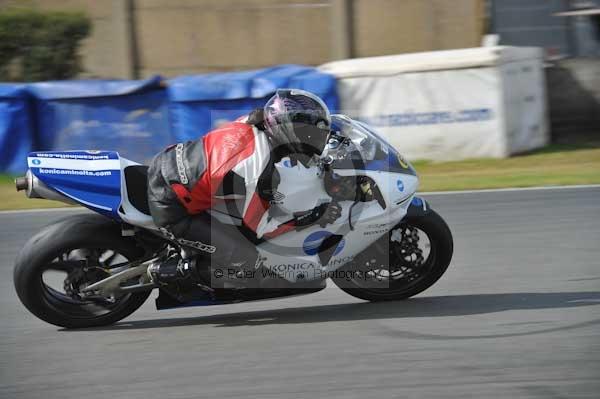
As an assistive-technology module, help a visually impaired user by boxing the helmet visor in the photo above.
[292,121,331,155]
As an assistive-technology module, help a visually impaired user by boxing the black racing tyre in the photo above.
[332,209,453,301]
[14,214,152,329]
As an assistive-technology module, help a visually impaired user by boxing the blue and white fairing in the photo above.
[27,151,122,218]
[255,115,421,283]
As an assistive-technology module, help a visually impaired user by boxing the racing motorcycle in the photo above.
[13,115,453,328]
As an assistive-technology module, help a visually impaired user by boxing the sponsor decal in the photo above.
[272,191,285,201]
[364,228,390,237]
[361,108,493,127]
[365,221,392,236]
[282,159,293,168]
[269,262,319,273]
[397,179,404,192]
[31,159,41,165]
[262,255,355,279]
[37,168,113,177]
[367,223,389,229]
[397,154,409,169]
[302,230,345,256]
[325,255,353,268]
[33,153,112,160]
[270,191,285,204]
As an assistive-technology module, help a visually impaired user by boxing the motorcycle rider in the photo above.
[147,89,342,284]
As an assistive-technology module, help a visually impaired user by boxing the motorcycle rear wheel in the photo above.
[332,209,453,301]
[14,214,152,329]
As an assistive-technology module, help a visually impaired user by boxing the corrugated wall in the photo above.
[133,0,332,77]
[1,0,485,79]
[352,0,485,57]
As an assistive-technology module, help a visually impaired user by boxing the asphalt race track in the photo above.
[1,187,599,399]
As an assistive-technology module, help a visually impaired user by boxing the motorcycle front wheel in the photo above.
[14,214,152,329]
[332,209,453,301]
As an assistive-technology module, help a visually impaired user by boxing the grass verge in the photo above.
[0,174,77,211]
[1,144,599,211]
[413,144,600,192]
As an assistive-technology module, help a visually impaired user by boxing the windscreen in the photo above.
[325,114,416,175]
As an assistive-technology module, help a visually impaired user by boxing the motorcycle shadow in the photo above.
[67,290,600,331]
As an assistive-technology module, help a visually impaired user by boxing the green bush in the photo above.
[0,9,91,82]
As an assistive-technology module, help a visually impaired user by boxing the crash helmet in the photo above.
[263,89,332,157]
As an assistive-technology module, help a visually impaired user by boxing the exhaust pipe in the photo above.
[15,176,28,191]
[14,170,77,205]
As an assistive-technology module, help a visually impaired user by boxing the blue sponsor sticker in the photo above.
[31,159,41,165]
[302,231,345,256]
[397,179,404,192]
[282,159,292,168]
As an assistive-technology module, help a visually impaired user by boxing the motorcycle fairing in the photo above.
[255,164,418,283]
[27,150,122,218]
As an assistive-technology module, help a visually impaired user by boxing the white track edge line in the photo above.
[0,207,84,215]
[419,184,600,196]
[2,184,600,215]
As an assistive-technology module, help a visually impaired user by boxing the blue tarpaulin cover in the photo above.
[28,76,172,165]
[0,84,35,174]
[167,65,339,142]
[0,66,340,173]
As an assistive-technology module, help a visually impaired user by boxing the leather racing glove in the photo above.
[293,202,342,230]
